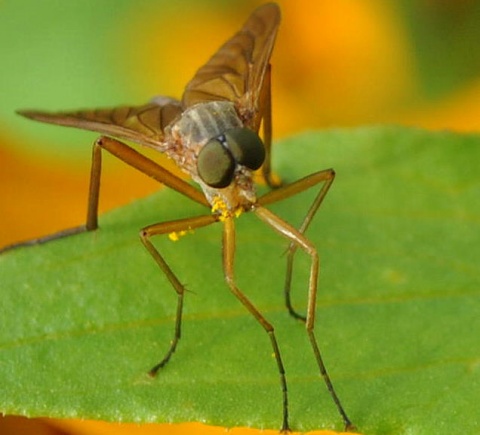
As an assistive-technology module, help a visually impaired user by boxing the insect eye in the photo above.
[223,128,266,170]
[197,138,235,188]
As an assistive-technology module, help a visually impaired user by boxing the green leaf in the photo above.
[1,127,479,434]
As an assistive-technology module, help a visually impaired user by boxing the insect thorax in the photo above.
[167,101,241,174]
[169,101,258,215]
[177,101,242,145]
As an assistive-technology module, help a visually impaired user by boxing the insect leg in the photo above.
[0,143,106,252]
[0,136,210,253]
[258,169,335,320]
[254,205,354,431]
[90,135,210,229]
[140,214,218,375]
[259,64,279,188]
[222,216,290,433]
[93,136,210,212]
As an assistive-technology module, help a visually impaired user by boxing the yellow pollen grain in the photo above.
[211,196,243,221]
[168,230,191,242]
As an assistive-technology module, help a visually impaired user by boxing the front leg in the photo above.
[139,214,218,375]
[222,216,290,432]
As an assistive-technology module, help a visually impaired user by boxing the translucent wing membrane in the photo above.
[182,3,280,129]
[17,4,280,143]
[17,99,183,148]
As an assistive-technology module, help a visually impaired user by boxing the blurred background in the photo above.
[1,0,480,433]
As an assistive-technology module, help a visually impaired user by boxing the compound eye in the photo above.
[224,128,265,170]
[197,138,235,188]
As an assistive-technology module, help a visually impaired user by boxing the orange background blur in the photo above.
[1,1,480,434]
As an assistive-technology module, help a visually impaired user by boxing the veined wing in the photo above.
[182,3,280,129]
[17,97,183,148]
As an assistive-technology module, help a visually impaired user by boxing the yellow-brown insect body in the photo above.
[168,101,258,215]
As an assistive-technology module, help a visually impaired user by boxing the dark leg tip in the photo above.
[148,365,161,377]
[287,307,307,323]
[345,422,357,432]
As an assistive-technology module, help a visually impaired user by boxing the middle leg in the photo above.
[254,205,354,431]
[258,168,335,321]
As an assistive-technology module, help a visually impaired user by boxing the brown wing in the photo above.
[182,3,280,128]
[17,97,182,148]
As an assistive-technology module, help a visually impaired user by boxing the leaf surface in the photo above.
[1,127,479,434]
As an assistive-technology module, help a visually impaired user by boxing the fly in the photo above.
[6,3,355,432]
